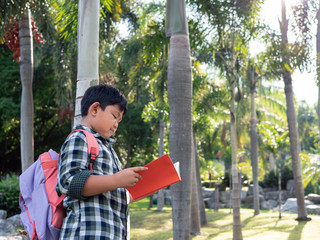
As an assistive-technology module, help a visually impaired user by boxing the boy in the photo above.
[56,84,147,239]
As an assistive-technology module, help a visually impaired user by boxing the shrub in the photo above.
[0,174,20,217]
[202,181,220,188]
[261,166,294,189]
[304,182,315,196]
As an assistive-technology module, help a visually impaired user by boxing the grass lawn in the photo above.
[130,198,320,240]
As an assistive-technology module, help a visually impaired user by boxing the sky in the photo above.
[258,0,318,106]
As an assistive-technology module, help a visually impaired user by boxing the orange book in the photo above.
[126,154,181,200]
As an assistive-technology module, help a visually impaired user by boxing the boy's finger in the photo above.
[132,166,148,172]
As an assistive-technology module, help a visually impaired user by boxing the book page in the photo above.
[174,162,181,180]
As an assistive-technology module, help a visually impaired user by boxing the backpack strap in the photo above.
[69,129,99,171]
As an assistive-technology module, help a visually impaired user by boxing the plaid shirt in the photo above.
[56,125,129,239]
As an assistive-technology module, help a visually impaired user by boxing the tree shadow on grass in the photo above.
[286,221,307,240]
[241,215,255,228]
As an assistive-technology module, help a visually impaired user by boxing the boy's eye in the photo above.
[111,113,122,123]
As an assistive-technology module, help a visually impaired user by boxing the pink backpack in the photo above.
[19,129,99,240]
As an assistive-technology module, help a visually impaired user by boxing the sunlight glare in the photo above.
[286,0,303,7]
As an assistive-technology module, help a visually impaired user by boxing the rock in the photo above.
[0,211,26,239]
[263,187,277,192]
[220,190,231,204]
[240,190,248,201]
[6,215,24,230]
[202,188,214,199]
[242,194,265,204]
[247,184,264,196]
[306,205,320,215]
[206,197,217,209]
[281,198,314,213]
[261,200,278,210]
[264,190,288,202]
[306,194,320,204]
[286,179,296,198]
[0,219,15,236]
[0,210,7,220]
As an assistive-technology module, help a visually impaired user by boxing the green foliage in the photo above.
[0,175,20,217]
[261,166,293,189]
[301,153,320,194]
[261,31,310,77]
[297,102,319,153]
[304,182,315,196]
[200,160,224,183]
[0,29,71,173]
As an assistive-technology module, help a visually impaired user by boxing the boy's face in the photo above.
[93,104,124,139]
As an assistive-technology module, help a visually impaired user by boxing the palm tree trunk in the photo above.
[249,64,260,215]
[168,33,193,240]
[278,157,282,219]
[230,79,242,240]
[194,133,208,226]
[20,8,34,172]
[269,153,275,171]
[316,2,320,133]
[230,32,243,240]
[283,71,309,220]
[74,0,100,125]
[166,0,192,238]
[281,0,309,221]
[157,119,165,211]
[190,135,201,236]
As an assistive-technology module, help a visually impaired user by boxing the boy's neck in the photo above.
[81,117,93,130]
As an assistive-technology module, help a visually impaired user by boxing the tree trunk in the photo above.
[214,183,219,212]
[249,64,260,215]
[230,82,242,240]
[269,153,275,172]
[316,2,320,134]
[157,119,165,211]
[281,0,309,221]
[283,71,309,220]
[190,135,201,236]
[230,32,243,240]
[168,34,193,240]
[74,0,100,125]
[166,0,192,238]
[20,8,34,172]
[278,157,282,219]
[194,133,208,226]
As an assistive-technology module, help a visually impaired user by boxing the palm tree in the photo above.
[54,0,122,126]
[19,7,34,171]
[73,0,100,125]
[166,0,193,239]
[229,34,243,239]
[280,0,310,221]
[247,59,260,215]
[1,2,37,172]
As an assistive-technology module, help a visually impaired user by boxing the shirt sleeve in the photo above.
[56,132,93,200]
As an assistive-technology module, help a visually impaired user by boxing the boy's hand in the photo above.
[114,167,148,188]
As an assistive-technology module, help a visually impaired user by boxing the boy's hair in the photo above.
[81,84,127,116]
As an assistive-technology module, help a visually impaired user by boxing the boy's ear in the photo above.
[88,102,100,116]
